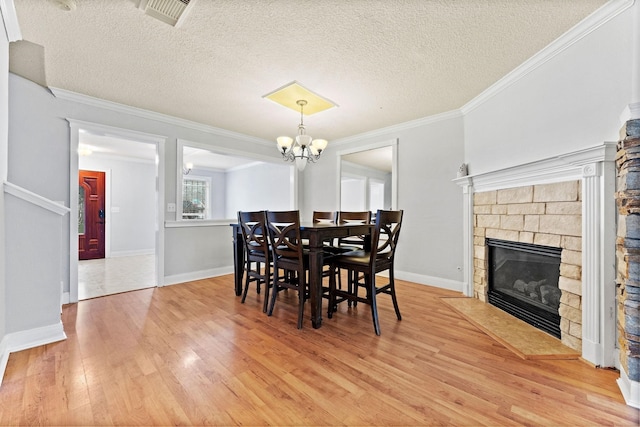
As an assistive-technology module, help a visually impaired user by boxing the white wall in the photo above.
[225,162,292,218]
[79,155,156,256]
[464,6,634,174]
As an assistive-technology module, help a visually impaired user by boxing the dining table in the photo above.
[231,221,373,328]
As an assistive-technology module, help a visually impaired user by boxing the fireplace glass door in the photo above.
[487,239,562,338]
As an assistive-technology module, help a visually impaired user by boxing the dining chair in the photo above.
[336,211,372,251]
[238,210,272,312]
[313,211,337,224]
[310,210,346,297]
[327,209,404,335]
[265,210,309,329]
[333,211,373,303]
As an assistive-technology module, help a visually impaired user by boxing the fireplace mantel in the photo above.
[454,142,617,369]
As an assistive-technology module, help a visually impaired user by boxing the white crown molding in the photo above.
[4,181,71,215]
[461,0,635,115]
[0,0,22,42]
[330,109,463,147]
[50,87,273,147]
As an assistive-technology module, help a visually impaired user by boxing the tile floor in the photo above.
[78,254,156,300]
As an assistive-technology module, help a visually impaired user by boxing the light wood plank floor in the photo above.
[1,275,637,426]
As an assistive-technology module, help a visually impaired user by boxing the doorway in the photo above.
[337,139,398,211]
[68,120,165,303]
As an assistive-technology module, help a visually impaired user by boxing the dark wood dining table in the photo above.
[231,221,373,328]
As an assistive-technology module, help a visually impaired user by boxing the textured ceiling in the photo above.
[13,0,607,143]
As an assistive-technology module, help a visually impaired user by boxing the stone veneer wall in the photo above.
[473,181,583,351]
[616,118,640,383]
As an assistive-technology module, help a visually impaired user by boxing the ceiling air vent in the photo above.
[135,0,193,27]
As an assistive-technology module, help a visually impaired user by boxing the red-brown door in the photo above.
[79,170,106,260]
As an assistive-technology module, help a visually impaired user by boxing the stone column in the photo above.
[616,118,640,402]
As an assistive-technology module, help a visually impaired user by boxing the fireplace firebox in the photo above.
[486,238,562,338]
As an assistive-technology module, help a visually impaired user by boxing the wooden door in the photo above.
[79,170,106,260]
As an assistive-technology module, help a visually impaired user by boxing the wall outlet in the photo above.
[167,203,176,212]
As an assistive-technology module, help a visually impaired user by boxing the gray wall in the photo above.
[303,115,466,289]
[1,10,10,354]
[7,72,281,289]
[225,162,292,218]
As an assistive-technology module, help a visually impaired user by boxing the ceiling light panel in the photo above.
[263,81,337,115]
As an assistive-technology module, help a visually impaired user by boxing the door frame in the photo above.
[68,119,166,304]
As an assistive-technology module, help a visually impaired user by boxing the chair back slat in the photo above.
[238,210,269,258]
[337,211,372,247]
[266,210,304,264]
[313,211,337,224]
[370,210,403,267]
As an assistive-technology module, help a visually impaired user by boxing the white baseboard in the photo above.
[109,249,155,258]
[0,321,67,386]
[394,270,464,293]
[163,266,234,286]
[617,366,640,409]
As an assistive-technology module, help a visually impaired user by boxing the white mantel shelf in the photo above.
[453,142,617,192]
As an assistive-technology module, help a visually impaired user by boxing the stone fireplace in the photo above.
[455,142,617,367]
[473,181,582,350]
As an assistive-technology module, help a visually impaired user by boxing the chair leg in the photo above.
[262,263,271,313]
[327,265,336,318]
[389,268,401,320]
[367,275,381,336]
[297,274,305,329]
[241,260,251,303]
[347,269,354,307]
[256,261,261,295]
[267,267,279,316]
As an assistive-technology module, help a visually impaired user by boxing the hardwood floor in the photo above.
[1,275,637,426]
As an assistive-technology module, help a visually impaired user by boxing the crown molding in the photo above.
[330,109,463,147]
[49,87,273,147]
[461,0,635,115]
[0,0,21,42]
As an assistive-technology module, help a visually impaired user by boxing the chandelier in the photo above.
[276,100,328,171]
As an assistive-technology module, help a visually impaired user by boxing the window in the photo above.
[182,177,210,219]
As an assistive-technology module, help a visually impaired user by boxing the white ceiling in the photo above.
[13,0,607,145]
